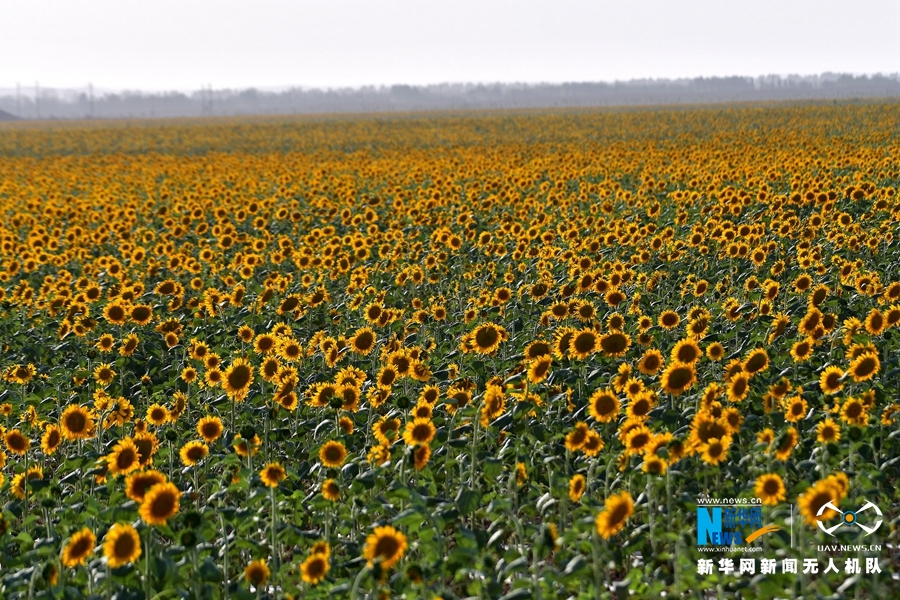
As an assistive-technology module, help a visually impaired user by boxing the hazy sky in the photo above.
[4,0,899,91]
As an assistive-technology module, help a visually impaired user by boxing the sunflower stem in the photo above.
[219,513,230,600]
[590,528,603,594]
[270,485,279,579]
[349,566,368,599]
[145,530,153,598]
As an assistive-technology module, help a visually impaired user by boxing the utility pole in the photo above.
[35,81,40,119]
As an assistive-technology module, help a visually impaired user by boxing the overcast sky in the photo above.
[3,0,899,92]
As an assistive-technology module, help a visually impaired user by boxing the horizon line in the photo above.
[3,71,899,96]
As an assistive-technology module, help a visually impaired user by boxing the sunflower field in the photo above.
[0,102,899,599]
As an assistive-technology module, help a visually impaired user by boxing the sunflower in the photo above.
[551,327,576,359]
[419,385,440,405]
[790,339,814,362]
[223,358,254,399]
[700,436,731,465]
[310,540,331,558]
[604,288,626,307]
[564,422,590,451]
[366,444,391,466]
[164,332,179,348]
[363,525,408,569]
[480,385,507,427]
[623,425,652,456]
[595,491,634,539]
[349,327,376,355]
[626,392,655,420]
[409,443,430,470]
[244,559,270,587]
[726,373,750,403]
[134,432,158,467]
[671,338,702,364]
[4,429,31,455]
[588,388,620,423]
[96,333,116,353]
[62,527,96,568]
[582,431,605,456]
[260,462,286,488]
[706,342,725,361]
[179,441,209,466]
[527,356,553,384]
[754,473,786,506]
[524,340,552,360]
[743,348,769,374]
[599,331,631,358]
[798,480,841,526]
[204,353,222,371]
[306,382,336,408]
[253,333,276,355]
[637,349,664,375]
[237,325,254,343]
[196,415,223,442]
[403,418,436,446]
[169,392,188,420]
[4,429,30,455]
[125,470,167,503]
[277,337,303,362]
[444,387,471,414]
[203,369,225,388]
[816,418,841,443]
[106,437,141,476]
[774,427,798,461]
[467,322,508,355]
[568,474,586,503]
[11,466,43,499]
[319,440,347,468]
[567,328,598,359]
[322,478,340,501]
[658,310,680,330]
[373,417,401,445]
[819,366,845,395]
[848,352,880,382]
[93,363,116,386]
[338,415,355,434]
[642,455,667,475]
[300,553,330,585]
[41,425,62,455]
[146,403,169,426]
[757,428,775,446]
[783,396,808,422]
[103,302,128,325]
[840,397,868,426]
[660,362,696,396]
[845,342,877,361]
[140,482,180,526]
[376,365,398,389]
[103,523,141,567]
[129,304,153,325]
[864,308,886,335]
[181,366,198,384]
[119,333,139,357]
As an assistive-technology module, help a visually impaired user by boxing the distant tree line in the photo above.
[1,73,899,120]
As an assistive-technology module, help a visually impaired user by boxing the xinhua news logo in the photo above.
[696,501,779,548]
[816,501,882,537]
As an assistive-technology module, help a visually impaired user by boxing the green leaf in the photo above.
[198,557,222,582]
[457,489,482,515]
